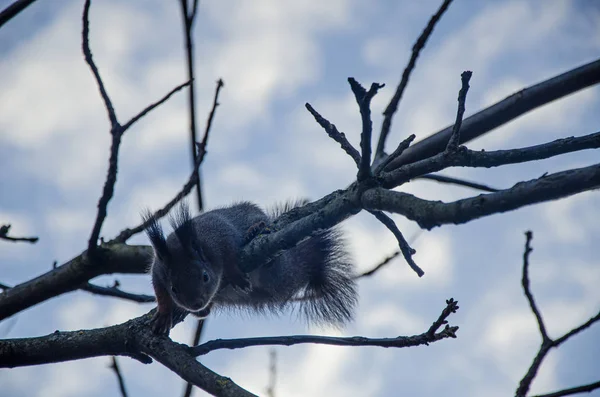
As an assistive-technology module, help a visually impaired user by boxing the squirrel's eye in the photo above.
[171,285,179,294]
[202,270,210,284]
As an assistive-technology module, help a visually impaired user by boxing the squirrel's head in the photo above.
[143,203,222,313]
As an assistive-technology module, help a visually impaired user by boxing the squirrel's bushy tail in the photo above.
[268,201,358,327]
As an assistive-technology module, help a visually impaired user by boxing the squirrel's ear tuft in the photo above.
[142,209,169,259]
[169,201,196,250]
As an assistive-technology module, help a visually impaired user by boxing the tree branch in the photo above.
[0,312,257,397]
[0,224,38,243]
[415,174,500,192]
[376,0,453,160]
[384,58,600,170]
[191,299,458,355]
[366,163,600,229]
[81,281,155,303]
[445,71,472,151]
[0,0,38,29]
[531,380,600,397]
[109,356,129,397]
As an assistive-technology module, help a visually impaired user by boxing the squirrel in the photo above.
[143,200,357,335]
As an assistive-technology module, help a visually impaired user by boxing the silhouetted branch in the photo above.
[446,71,472,151]
[531,380,600,397]
[109,356,129,397]
[385,58,600,170]
[516,232,600,397]
[0,224,38,243]
[348,78,384,180]
[0,0,38,28]
[415,174,499,192]
[377,0,453,160]
[191,299,458,355]
[305,102,361,166]
[112,79,225,244]
[368,210,423,276]
[356,251,400,279]
[365,163,600,230]
[81,282,155,303]
[182,319,207,397]
[179,0,203,210]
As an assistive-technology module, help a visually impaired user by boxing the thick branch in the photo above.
[0,312,256,397]
[384,58,600,170]
[0,244,151,320]
[366,163,600,229]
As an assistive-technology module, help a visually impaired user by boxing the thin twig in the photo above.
[416,174,500,192]
[348,78,384,180]
[521,231,550,342]
[377,0,453,160]
[0,0,38,28]
[266,349,277,397]
[0,224,38,243]
[373,134,416,175]
[446,71,472,151]
[122,80,192,131]
[182,319,206,397]
[179,0,202,210]
[109,356,129,397]
[368,210,424,277]
[384,58,600,171]
[356,251,400,278]
[81,282,155,303]
[305,102,361,166]
[531,380,600,397]
[516,232,600,397]
[111,79,225,244]
[191,299,458,356]
[82,0,118,129]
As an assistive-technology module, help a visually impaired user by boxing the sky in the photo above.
[0,0,599,396]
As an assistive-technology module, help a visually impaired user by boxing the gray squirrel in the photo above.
[143,200,357,335]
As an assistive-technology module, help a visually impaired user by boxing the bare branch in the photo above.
[109,357,129,397]
[366,163,600,229]
[385,58,600,170]
[415,174,500,192]
[305,102,361,166]
[521,231,550,342]
[446,71,472,151]
[112,79,225,244]
[182,319,207,397]
[0,224,38,243]
[179,0,202,210]
[368,210,423,277]
[82,0,118,128]
[266,349,277,397]
[356,251,400,279]
[382,130,600,188]
[0,0,38,29]
[0,312,257,397]
[377,0,453,160]
[81,282,155,303]
[0,244,152,321]
[373,134,415,175]
[348,78,384,180]
[531,380,600,397]
[191,299,458,356]
[121,80,192,131]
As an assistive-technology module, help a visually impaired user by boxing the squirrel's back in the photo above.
[213,200,358,327]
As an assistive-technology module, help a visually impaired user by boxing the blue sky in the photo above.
[0,0,599,396]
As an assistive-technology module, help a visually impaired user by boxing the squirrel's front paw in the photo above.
[150,310,172,335]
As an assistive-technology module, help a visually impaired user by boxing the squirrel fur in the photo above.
[143,200,357,335]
